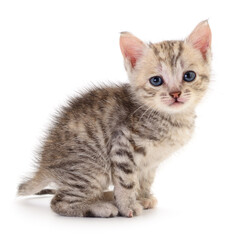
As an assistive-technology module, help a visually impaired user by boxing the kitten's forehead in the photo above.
[149,41,184,69]
[149,41,184,89]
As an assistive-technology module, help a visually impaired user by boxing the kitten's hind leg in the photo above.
[50,189,118,217]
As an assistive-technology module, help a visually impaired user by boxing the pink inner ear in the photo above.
[187,21,212,59]
[120,33,145,68]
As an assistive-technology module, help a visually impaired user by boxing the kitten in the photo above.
[18,21,212,218]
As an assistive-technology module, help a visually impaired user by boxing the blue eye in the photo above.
[183,71,196,82]
[149,76,163,86]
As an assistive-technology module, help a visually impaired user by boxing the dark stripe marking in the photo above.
[174,42,183,66]
[114,162,133,174]
[129,138,146,156]
[115,149,134,164]
[119,181,135,189]
[199,74,209,81]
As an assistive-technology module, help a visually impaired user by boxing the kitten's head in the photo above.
[120,21,212,114]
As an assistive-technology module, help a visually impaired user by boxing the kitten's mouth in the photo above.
[169,99,184,106]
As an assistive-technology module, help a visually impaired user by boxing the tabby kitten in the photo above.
[18,21,212,218]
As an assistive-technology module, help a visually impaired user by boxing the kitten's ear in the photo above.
[120,32,147,68]
[186,20,212,59]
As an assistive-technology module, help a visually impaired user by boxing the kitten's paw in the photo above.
[84,202,119,218]
[118,202,143,218]
[139,195,157,209]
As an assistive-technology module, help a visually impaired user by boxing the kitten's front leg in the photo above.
[138,168,158,209]
[111,130,143,217]
[139,193,158,210]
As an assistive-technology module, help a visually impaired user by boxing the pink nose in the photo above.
[169,91,181,99]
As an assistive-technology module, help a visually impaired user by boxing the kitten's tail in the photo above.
[17,170,51,196]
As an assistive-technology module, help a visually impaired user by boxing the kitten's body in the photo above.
[18,21,211,217]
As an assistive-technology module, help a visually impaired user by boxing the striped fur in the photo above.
[18,21,212,218]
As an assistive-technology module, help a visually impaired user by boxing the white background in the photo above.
[1,0,243,239]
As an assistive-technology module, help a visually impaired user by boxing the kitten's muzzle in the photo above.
[169,91,186,106]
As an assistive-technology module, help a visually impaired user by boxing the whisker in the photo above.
[139,106,152,122]
[130,105,145,117]
[147,108,157,122]
[146,108,154,122]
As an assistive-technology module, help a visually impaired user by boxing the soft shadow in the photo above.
[15,196,172,222]
[15,195,53,216]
